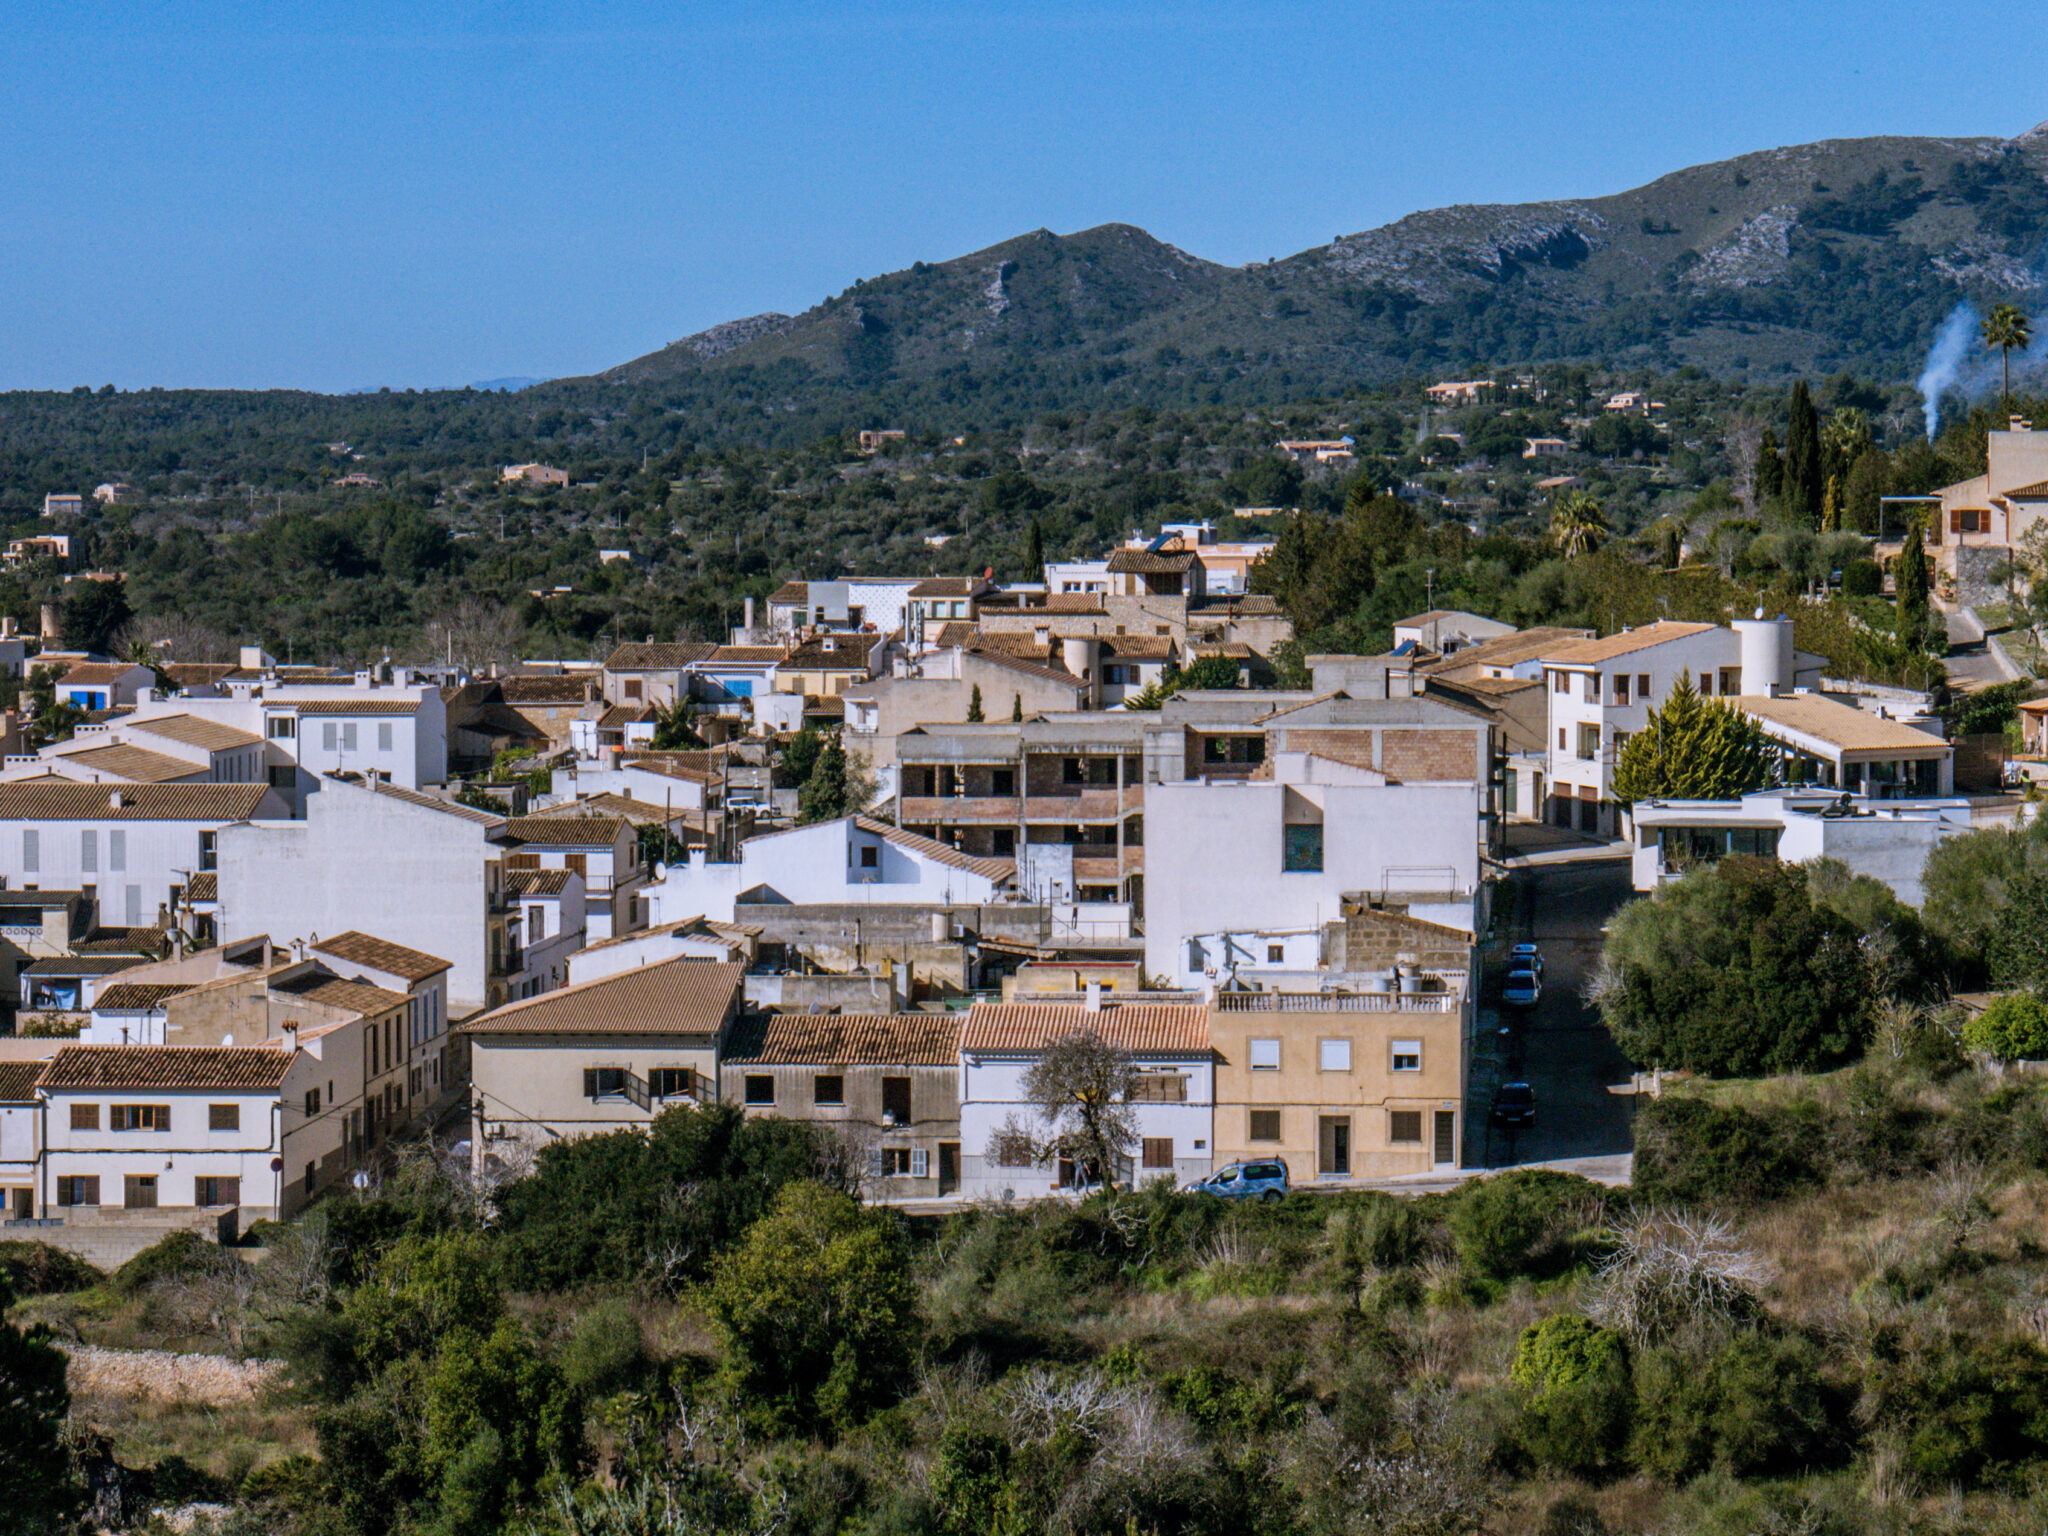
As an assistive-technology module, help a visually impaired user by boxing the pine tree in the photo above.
[1755,428,1785,503]
[1611,676,1779,806]
[1785,381,1823,523]
[797,732,873,824]
[966,684,983,723]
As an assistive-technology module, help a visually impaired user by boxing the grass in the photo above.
[70,1393,316,1493]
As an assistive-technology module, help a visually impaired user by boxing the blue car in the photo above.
[1188,1159,1291,1202]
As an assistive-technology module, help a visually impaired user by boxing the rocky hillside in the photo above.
[597,127,2048,403]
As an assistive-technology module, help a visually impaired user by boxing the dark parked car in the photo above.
[1188,1159,1291,1201]
[1490,1082,1537,1129]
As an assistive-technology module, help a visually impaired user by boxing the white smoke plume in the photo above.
[1917,302,1978,440]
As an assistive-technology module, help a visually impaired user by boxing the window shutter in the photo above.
[867,1149,892,1179]
[582,1068,598,1098]
[1950,509,1963,533]
[910,1147,929,1178]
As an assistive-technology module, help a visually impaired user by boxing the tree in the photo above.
[1510,1315,1632,1478]
[22,664,82,747]
[1753,427,1784,503]
[60,577,132,655]
[1609,676,1778,807]
[1010,692,1023,723]
[1962,991,2048,1063]
[0,1273,77,1533]
[1842,446,1890,534]
[1024,515,1046,576]
[987,1030,1140,1191]
[1548,491,1609,558]
[702,1182,918,1435]
[1895,520,1931,644]
[1120,653,1244,710]
[796,731,873,824]
[1921,818,2048,980]
[649,697,705,750]
[1820,406,1872,485]
[1982,867,2048,992]
[1983,303,2033,411]
[1784,380,1823,523]
[966,683,984,723]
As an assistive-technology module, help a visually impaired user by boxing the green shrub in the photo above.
[1629,1332,1837,1480]
[1841,558,1883,597]
[1448,1169,1600,1280]
[1869,1336,2048,1484]
[0,1241,102,1297]
[1963,992,2048,1063]
[1511,1315,1632,1478]
[559,1299,648,1399]
[1631,1096,1823,1205]
[109,1229,237,1296]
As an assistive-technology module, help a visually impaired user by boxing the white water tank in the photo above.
[1733,614,1794,698]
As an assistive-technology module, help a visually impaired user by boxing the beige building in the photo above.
[1209,978,1469,1180]
[720,1011,961,1199]
[464,957,744,1175]
[502,463,569,486]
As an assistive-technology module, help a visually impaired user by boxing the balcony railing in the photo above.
[1214,990,1460,1013]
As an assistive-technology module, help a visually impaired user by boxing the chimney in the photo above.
[742,596,755,632]
[108,788,124,809]
[262,937,273,970]
[38,603,58,643]
[0,616,15,640]
[1084,979,1103,1012]
[282,1021,299,1054]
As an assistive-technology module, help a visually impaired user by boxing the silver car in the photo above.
[1503,968,1542,1009]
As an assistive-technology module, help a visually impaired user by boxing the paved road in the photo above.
[1470,858,1639,1170]
[1944,603,2021,688]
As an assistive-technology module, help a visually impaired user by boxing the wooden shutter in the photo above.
[582,1068,598,1098]
[1143,1137,1174,1168]
[1951,509,1963,533]
[867,1148,892,1179]
[910,1147,929,1178]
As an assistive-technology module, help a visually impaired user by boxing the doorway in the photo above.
[124,1174,158,1210]
[1433,1111,1457,1168]
[937,1142,959,1197]
[1317,1115,1351,1178]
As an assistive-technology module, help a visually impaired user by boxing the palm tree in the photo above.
[1982,303,2033,412]
[1548,491,1610,558]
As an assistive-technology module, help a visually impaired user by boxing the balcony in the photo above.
[1023,789,1125,821]
[900,796,1021,826]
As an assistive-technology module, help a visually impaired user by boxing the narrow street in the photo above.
[1470,856,1639,1171]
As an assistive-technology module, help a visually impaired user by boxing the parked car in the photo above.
[1490,1082,1537,1129]
[1502,968,1542,1008]
[1510,942,1544,979]
[1188,1159,1291,1202]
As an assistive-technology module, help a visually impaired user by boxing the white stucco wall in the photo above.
[958,1053,1214,1197]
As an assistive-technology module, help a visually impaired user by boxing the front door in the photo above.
[937,1142,959,1196]
[124,1174,158,1210]
[1433,1111,1457,1167]
[1318,1116,1351,1178]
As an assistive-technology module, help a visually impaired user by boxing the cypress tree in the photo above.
[1755,428,1784,502]
[1011,693,1023,723]
[1785,381,1823,523]
[966,684,983,723]
[1895,521,1931,646]
[1024,516,1046,577]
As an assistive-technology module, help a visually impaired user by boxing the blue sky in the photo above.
[2,1,2042,392]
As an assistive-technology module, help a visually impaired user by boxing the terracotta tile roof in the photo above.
[528,793,695,828]
[51,743,205,783]
[2003,480,2048,499]
[708,646,787,665]
[164,663,236,688]
[908,577,986,598]
[782,636,874,669]
[969,650,1082,687]
[39,1044,296,1091]
[129,714,265,751]
[333,776,503,825]
[605,642,719,671]
[1541,621,1719,666]
[293,698,426,716]
[851,816,1014,882]
[498,674,599,704]
[93,982,196,1011]
[508,868,575,896]
[23,955,145,977]
[0,889,82,910]
[0,1061,43,1100]
[58,663,145,686]
[574,914,757,954]
[1735,694,1952,754]
[274,972,408,1015]
[619,752,716,784]
[1412,625,1594,675]
[1199,594,1282,615]
[968,632,1057,659]
[461,957,743,1037]
[595,703,653,729]
[1098,634,1178,661]
[724,1011,959,1066]
[0,782,273,822]
[310,931,451,981]
[1106,549,1197,575]
[960,1000,1212,1054]
[78,927,173,958]
[767,581,809,605]
[503,814,627,847]
[185,872,218,902]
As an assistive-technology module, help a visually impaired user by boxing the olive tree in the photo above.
[987,1030,1139,1191]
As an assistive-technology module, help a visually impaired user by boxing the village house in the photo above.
[54,661,155,712]
[601,642,720,711]
[843,648,1089,773]
[501,463,569,486]
[43,494,84,518]
[567,914,758,984]
[500,814,644,941]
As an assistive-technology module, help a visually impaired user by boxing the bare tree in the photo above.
[986,1030,1138,1192]
[112,614,232,667]
[423,597,528,674]
[1588,1209,1772,1348]
[1727,415,1764,515]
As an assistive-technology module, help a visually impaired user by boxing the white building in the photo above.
[1542,618,1821,837]
[1735,692,1953,799]
[567,915,756,985]
[643,815,1012,926]
[0,1056,45,1217]
[1045,559,1111,596]
[958,997,1214,1197]
[1630,791,1970,907]
[0,781,286,930]
[501,815,643,941]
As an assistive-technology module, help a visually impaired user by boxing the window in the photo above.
[1319,1038,1352,1072]
[878,1147,912,1176]
[21,829,35,873]
[859,845,879,869]
[582,1067,628,1099]
[109,1103,170,1132]
[624,679,643,699]
[1638,672,1650,697]
[744,1074,775,1106]
[1248,1037,1280,1070]
[882,1076,912,1123]
[269,765,294,787]
[56,1176,98,1206]
[1576,724,1601,762]
[1720,667,1740,695]
[1613,674,1631,705]
[208,1103,240,1131]
[992,768,1016,796]
[1142,1137,1175,1169]
[80,830,96,873]
[1127,1073,1188,1103]
[342,723,358,751]
[1557,727,1566,751]
[1063,757,1084,784]
[813,1074,845,1107]
[124,1174,159,1209]
[1283,823,1323,873]
[125,885,140,926]
[269,716,295,739]
[1391,1039,1422,1073]
[1248,1109,1282,1142]
[1551,670,1567,693]
[1267,943,1285,963]
[195,1176,240,1206]
[108,830,125,872]
[69,1103,98,1131]
[1581,673,1597,703]
[322,721,338,750]
[199,831,217,872]
[1389,1111,1423,1144]
[378,722,393,752]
